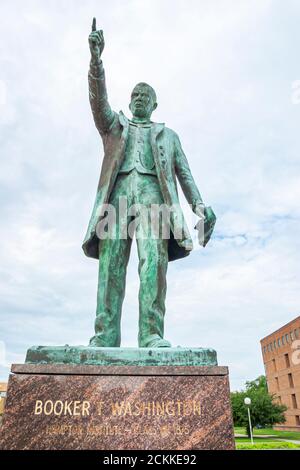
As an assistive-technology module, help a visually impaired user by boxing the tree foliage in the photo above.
[231,375,287,437]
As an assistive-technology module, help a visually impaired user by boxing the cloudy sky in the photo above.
[0,0,300,391]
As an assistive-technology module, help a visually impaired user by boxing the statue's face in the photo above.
[129,84,157,119]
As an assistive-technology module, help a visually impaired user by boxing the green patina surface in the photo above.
[83,19,217,349]
[25,346,218,367]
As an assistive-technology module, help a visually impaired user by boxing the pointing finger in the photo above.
[92,17,96,32]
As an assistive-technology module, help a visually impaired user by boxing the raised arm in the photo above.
[88,18,115,134]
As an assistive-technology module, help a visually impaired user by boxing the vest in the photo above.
[119,121,157,175]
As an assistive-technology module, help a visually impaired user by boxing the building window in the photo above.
[288,373,294,388]
[282,336,285,345]
[285,334,289,343]
[270,343,273,351]
[277,395,282,405]
[285,353,290,368]
[275,376,279,390]
[294,329,299,339]
[296,416,300,426]
[290,331,294,341]
[278,338,281,347]
[292,394,298,409]
[273,340,277,349]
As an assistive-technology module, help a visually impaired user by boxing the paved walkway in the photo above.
[276,439,300,444]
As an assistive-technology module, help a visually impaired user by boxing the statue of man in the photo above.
[83,19,216,348]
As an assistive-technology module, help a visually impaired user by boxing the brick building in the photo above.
[260,316,300,431]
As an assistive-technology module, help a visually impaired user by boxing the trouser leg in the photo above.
[89,235,132,346]
[90,174,133,347]
[136,236,169,347]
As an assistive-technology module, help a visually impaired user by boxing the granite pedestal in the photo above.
[0,347,235,450]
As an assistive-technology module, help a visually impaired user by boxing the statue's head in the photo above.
[129,82,157,120]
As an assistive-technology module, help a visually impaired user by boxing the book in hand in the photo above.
[194,206,216,247]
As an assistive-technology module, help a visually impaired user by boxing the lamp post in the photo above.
[244,397,254,445]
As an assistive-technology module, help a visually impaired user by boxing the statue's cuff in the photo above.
[192,200,205,214]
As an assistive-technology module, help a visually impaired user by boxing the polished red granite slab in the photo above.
[0,364,235,450]
[12,363,228,376]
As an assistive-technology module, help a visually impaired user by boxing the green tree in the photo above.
[231,375,287,437]
[245,375,267,392]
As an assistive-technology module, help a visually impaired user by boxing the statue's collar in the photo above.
[119,111,165,135]
[129,121,151,128]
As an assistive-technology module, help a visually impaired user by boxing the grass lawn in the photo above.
[236,441,300,450]
[234,426,300,441]
[235,427,300,450]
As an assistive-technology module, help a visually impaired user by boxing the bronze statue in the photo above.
[83,18,216,348]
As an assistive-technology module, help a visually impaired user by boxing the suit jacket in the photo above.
[82,60,204,262]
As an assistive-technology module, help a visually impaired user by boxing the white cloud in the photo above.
[0,80,6,106]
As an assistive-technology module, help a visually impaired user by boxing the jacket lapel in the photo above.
[118,110,129,139]
[150,122,165,145]
[103,111,129,201]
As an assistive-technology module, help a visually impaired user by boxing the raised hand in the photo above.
[89,17,105,61]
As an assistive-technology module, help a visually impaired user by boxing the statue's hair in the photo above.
[132,82,157,104]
